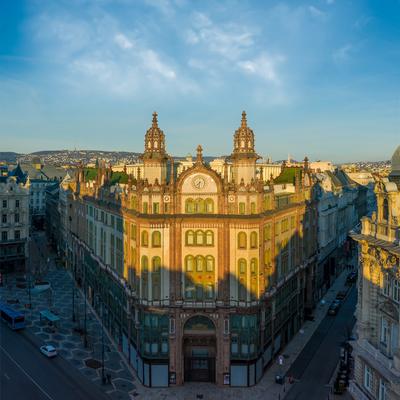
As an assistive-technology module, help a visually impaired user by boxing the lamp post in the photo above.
[101,298,105,384]
[84,276,88,348]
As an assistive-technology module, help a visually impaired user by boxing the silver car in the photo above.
[40,345,57,358]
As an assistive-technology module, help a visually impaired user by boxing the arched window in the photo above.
[250,258,258,299]
[131,248,136,267]
[196,230,205,245]
[250,231,258,248]
[152,257,161,301]
[383,198,389,221]
[206,230,214,246]
[196,255,204,272]
[238,232,247,249]
[141,256,149,299]
[195,198,205,213]
[185,255,194,272]
[238,259,247,301]
[152,231,161,247]
[186,198,194,213]
[205,198,214,213]
[186,230,195,245]
[152,256,161,271]
[264,248,271,265]
[206,255,215,272]
[141,230,148,247]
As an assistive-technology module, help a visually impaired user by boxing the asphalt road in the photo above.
[285,285,357,400]
[0,320,108,400]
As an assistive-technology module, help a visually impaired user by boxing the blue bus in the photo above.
[0,302,25,330]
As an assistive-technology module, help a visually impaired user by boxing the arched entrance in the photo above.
[183,316,216,383]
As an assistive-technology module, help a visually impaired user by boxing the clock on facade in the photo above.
[192,176,206,190]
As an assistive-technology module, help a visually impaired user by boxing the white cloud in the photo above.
[186,12,254,61]
[308,6,326,19]
[237,54,285,84]
[114,33,133,49]
[141,50,176,79]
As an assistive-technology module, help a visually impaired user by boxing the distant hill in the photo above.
[0,152,20,162]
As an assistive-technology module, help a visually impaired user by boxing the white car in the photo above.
[40,345,57,358]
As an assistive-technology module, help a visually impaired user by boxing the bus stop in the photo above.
[39,310,60,328]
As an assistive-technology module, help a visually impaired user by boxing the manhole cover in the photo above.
[85,359,103,369]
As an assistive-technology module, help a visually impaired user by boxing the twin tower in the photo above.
[141,111,259,185]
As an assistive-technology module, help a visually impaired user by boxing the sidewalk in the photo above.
[0,238,140,400]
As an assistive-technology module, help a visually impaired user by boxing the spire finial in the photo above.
[241,110,247,128]
[152,111,158,127]
[196,144,203,163]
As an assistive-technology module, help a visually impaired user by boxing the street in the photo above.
[285,285,357,399]
[0,320,109,400]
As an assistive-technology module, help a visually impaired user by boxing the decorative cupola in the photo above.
[142,112,168,184]
[196,145,204,165]
[143,112,167,158]
[231,111,259,185]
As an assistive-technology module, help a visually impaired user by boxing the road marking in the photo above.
[0,345,55,400]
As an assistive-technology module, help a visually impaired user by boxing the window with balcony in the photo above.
[1,231,7,241]
[2,214,6,224]
[14,230,20,240]
[2,200,7,208]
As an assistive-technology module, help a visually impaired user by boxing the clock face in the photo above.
[192,175,206,190]
[228,195,235,203]
[163,195,170,203]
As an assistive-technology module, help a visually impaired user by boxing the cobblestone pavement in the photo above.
[0,232,357,400]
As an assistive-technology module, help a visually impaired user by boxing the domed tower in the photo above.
[389,145,400,186]
[231,111,259,184]
[142,112,168,184]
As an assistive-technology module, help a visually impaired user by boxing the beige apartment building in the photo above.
[64,112,318,387]
[350,145,400,399]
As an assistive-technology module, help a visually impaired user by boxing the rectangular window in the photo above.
[290,215,295,229]
[239,202,245,214]
[275,221,280,236]
[15,200,19,208]
[383,274,391,296]
[14,230,20,240]
[116,218,123,233]
[250,202,256,214]
[143,202,148,213]
[379,379,387,400]
[15,213,19,223]
[131,224,137,240]
[393,279,400,303]
[153,202,160,214]
[264,224,271,241]
[2,200,7,208]
[1,231,7,241]
[2,214,6,223]
[380,318,389,346]
[364,364,373,392]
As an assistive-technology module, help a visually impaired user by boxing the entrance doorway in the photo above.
[183,316,216,383]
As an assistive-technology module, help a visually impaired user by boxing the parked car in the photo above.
[346,271,357,284]
[40,345,57,358]
[336,291,347,300]
[328,300,341,316]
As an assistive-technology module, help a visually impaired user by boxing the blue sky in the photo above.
[0,0,399,162]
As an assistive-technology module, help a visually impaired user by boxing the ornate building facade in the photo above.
[0,174,30,272]
[65,112,318,387]
[350,146,400,399]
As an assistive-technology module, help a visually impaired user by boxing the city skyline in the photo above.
[1,0,400,162]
